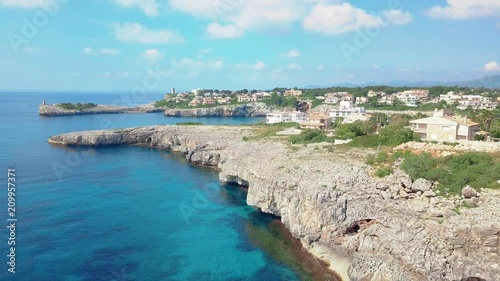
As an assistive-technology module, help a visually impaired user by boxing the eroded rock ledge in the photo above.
[48,125,500,281]
[39,104,163,116]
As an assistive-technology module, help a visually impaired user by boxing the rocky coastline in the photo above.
[39,103,164,116]
[48,125,500,281]
[164,102,274,117]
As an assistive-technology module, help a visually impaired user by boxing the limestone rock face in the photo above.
[412,178,433,192]
[462,186,478,198]
[48,125,500,281]
[164,102,274,117]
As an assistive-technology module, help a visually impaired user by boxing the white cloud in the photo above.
[171,0,306,38]
[496,22,500,29]
[317,65,324,71]
[0,0,53,8]
[282,50,300,58]
[383,10,413,25]
[427,0,500,19]
[168,0,219,18]
[235,61,266,71]
[288,63,302,70]
[206,23,243,39]
[101,48,120,55]
[83,47,94,55]
[115,22,184,44]
[112,0,159,16]
[214,60,224,69]
[141,49,165,62]
[303,3,412,35]
[484,61,500,72]
[172,58,224,70]
[83,47,120,55]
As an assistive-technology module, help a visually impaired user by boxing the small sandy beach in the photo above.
[306,243,352,281]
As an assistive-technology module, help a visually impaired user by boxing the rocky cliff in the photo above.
[39,103,163,116]
[164,102,274,117]
[48,126,500,281]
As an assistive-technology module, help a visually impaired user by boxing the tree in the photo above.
[477,110,496,132]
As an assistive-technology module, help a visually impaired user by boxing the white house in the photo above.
[439,91,462,104]
[396,92,419,107]
[409,110,480,141]
[328,101,366,120]
[324,94,340,104]
[266,112,307,124]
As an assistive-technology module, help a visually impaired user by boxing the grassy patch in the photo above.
[348,135,380,148]
[57,102,97,110]
[248,122,298,140]
[288,130,334,144]
[401,152,500,196]
[176,122,204,126]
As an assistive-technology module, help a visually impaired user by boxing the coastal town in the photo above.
[37,83,500,281]
[159,86,500,143]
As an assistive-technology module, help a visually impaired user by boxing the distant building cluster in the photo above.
[237,92,272,103]
[265,111,333,131]
[164,88,279,107]
[439,92,498,110]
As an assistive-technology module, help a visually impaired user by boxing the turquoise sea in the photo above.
[0,93,304,281]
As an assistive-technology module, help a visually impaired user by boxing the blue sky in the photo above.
[0,0,499,92]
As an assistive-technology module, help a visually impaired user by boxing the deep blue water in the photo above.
[0,93,301,280]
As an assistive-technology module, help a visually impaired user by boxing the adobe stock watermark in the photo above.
[178,182,221,224]
[340,0,408,63]
[213,0,242,19]
[8,0,69,54]
[51,64,170,181]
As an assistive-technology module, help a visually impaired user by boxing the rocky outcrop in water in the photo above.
[164,102,274,117]
[39,103,163,116]
[48,125,500,281]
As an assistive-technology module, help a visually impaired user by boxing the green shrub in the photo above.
[376,152,388,163]
[401,152,500,195]
[474,134,485,141]
[391,150,412,161]
[378,127,420,147]
[242,136,249,142]
[400,153,438,180]
[348,135,380,148]
[375,167,392,177]
[335,121,375,140]
[289,130,333,144]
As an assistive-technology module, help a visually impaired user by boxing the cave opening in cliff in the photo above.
[344,219,373,235]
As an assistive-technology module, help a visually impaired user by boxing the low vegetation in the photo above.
[247,122,298,140]
[175,122,203,126]
[400,152,500,195]
[288,130,334,144]
[366,150,500,194]
[57,102,97,110]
